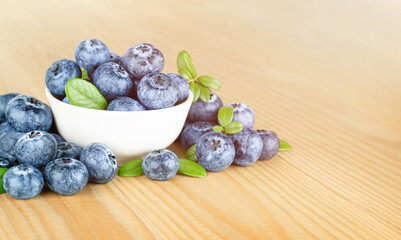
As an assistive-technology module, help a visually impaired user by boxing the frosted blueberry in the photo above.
[230,127,263,166]
[80,142,117,184]
[109,52,125,66]
[188,92,223,123]
[15,131,57,168]
[74,39,111,72]
[107,97,145,111]
[55,142,83,159]
[0,157,12,168]
[142,149,179,181]
[0,93,19,122]
[180,121,214,150]
[45,59,82,97]
[44,158,89,196]
[62,96,71,104]
[256,129,280,160]
[123,43,164,78]
[0,122,18,139]
[137,73,179,109]
[0,132,24,162]
[3,164,44,199]
[6,95,53,132]
[50,133,65,145]
[196,132,235,172]
[223,103,255,129]
[93,62,133,100]
[167,73,189,103]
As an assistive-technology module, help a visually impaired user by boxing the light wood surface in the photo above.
[1,0,401,239]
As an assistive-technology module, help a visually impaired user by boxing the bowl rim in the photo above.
[45,87,193,114]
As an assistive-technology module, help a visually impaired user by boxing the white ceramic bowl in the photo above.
[45,88,193,165]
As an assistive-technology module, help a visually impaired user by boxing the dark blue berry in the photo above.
[3,164,44,199]
[223,103,255,129]
[230,127,263,166]
[196,131,235,172]
[123,43,165,79]
[188,92,223,123]
[62,96,71,104]
[256,129,279,160]
[50,133,65,145]
[137,73,179,109]
[6,95,53,132]
[167,73,189,103]
[55,142,83,159]
[15,131,57,168]
[109,52,125,66]
[142,149,179,181]
[0,122,18,139]
[45,59,82,97]
[0,93,19,122]
[0,157,12,168]
[44,158,89,196]
[107,97,145,111]
[93,62,133,100]
[180,121,214,150]
[0,132,24,163]
[80,142,117,184]
[74,39,111,72]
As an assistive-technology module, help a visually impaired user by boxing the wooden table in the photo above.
[1,0,400,239]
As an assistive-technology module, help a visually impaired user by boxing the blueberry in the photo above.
[0,122,18,139]
[123,43,165,78]
[109,52,125,66]
[256,129,280,160]
[93,62,133,100]
[15,131,57,168]
[137,73,179,109]
[0,93,19,122]
[223,103,255,129]
[50,133,65,145]
[80,142,117,184]
[0,157,12,168]
[107,97,145,111]
[6,95,53,132]
[45,59,82,97]
[74,39,111,72]
[127,78,141,100]
[62,96,71,104]
[230,127,263,166]
[142,149,179,181]
[0,132,25,162]
[180,121,214,150]
[3,164,44,199]
[188,92,223,123]
[44,158,89,196]
[167,73,189,103]
[55,142,83,159]
[196,131,235,172]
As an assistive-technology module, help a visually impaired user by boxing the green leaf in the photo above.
[197,76,221,90]
[218,106,234,127]
[225,121,243,134]
[279,139,292,151]
[177,50,197,79]
[0,168,8,194]
[81,69,90,80]
[186,144,197,161]
[178,68,193,81]
[178,159,206,177]
[189,82,200,103]
[198,85,211,102]
[65,78,108,110]
[0,180,5,194]
[213,126,224,133]
[118,159,144,177]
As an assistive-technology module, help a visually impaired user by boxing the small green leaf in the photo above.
[189,82,200,103]
[178,159,206,177]
[198,85,211,102]
[0,180,5,194]
[213,126,224,133]
[177,50,197,79]
[225,121,243,134]
[197,76,221,90]
[279,139,292,150]
[186,144,197,161]
[65,78,108,110]
[178,68,193,81]
[0,168,8,194]
[218,106,234,127]
[81,69,90,80]
[118,159,144,177]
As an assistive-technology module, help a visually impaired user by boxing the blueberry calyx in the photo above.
[61,158,72,163]
[29,131,40,138]
[210,139,221,151]
[27,98,40,106]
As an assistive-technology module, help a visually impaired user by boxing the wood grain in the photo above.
[1,0,401,239]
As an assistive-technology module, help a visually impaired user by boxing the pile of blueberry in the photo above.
[0,93,117,199]
[46,39,189,111]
